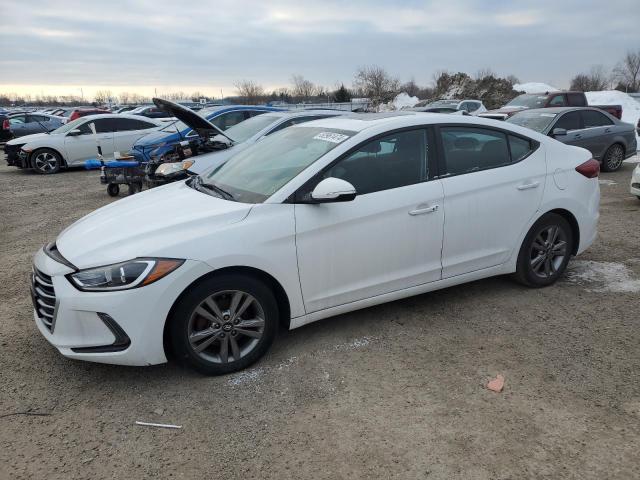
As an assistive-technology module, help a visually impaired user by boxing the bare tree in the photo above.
[475,68,496,80]
[570,65,610,91]
[353,65,400,104]
[119,91,130,104]
[613,49,640,92]
[234,80,264,103]
[505,75,520,86]
[94,89,112,104]
[291,75,316,99]
[401,77,420,97]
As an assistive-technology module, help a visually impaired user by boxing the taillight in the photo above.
[2,119,9,130]
[575,159,600,178]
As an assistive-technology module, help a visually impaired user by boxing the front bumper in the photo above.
[32,247,212,366]
[631,164,640,198]
[3,143,24,166]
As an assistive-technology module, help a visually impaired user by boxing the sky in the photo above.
[0,0,638,101]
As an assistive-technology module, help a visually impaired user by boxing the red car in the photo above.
[67,107,111,121]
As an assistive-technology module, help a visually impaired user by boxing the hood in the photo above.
[7,132,49,145]
[152,98,227,140]
[56,180,252,268]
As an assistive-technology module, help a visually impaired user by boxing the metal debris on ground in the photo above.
[135,421,182,429]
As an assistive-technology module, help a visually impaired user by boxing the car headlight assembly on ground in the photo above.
[154,160,194,178]
[68,258,184,291]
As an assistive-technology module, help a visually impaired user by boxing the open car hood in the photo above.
[152,98,227,139]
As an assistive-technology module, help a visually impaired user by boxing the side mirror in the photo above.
[551,128,567,137]
[67,129,82,136]
[311,177,356,203]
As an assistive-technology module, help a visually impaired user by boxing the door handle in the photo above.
[573,134,582,139]
[604,128,611,133]
[517,182,540,191]
[409,205,439,215]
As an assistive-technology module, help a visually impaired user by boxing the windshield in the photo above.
[201,126,355,203]
[50,118,88,134]
[160,106,223,133]
[506,94,548,109]
[224,114,280,143]
[506,111,557,133]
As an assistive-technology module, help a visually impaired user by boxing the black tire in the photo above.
[107,184,120,197]
[30,148,62,174]
[601,144,625,172]
[168,274,279,375]
[513,213,574,288]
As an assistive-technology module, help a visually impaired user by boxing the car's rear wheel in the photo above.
[514,213,574,287]
[601,144,625,172]
[168,274,278,375]
[31,148,62,174]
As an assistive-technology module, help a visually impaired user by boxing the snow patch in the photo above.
[379,92,419,112]
[598,179,617,186]
[513,82,560,94]
[585,90,640,148]
[566,260,640,293]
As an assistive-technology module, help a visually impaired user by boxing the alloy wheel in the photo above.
[605,145,624,171]
[33,151,58,173]
[529,225,568,279]
[187,290,266,364]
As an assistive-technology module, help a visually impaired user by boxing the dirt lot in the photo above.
[0,153,639,480]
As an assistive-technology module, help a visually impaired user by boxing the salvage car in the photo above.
[151,99,348,177]
[479,91,623,121]
[31,112,599,375]
[4,114,162,173]
[131,104,282,164]
[506,107,637,171]
[631,163,640,200]
[6,112,66,138]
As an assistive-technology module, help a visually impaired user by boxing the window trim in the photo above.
[289,125,438,203]
[433,123,540,179]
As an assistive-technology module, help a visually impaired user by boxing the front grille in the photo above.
[32,268,57,331]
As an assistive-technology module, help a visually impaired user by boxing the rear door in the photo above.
[437,126,545,277]
[112,118,158,154]
[578,110,615,159]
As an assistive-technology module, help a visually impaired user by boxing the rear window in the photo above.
[441,127,511,175]
[581,110,613,128]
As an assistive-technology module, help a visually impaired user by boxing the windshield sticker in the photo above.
[540,113,557,117]
[313,132,349,143]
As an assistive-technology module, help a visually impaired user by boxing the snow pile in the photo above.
[513,82,560,94]
[566,260,640,293]
[586,90,640,147]
[379,92,419,111]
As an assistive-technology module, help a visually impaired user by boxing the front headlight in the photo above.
[155,160,194,177]
[67,258,184,291]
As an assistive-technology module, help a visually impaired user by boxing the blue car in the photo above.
[131,105,282,163]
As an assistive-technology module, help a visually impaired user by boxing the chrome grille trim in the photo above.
[31,268,58,332]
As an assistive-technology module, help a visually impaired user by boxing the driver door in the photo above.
[294,128,444,313]
[64,118,115,165]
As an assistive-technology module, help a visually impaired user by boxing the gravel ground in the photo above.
[1,153,639,480]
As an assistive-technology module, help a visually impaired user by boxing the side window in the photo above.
[114,118,156,131]
[247,110,268,118]
[74,121,93,135]
[548,95,566,107]
[509,135,534,162]
[28,115,49,122]
[567,93,587,107]
[440,127,510,175]
[211,111,248,131]
[322,129,429,195]
[9,115,26,125]
[581,110,613,128]
[554,111,582,131]
[89,118,117,133]
[266,118,298,135]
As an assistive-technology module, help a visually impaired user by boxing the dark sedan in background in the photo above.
[507,107,637,171]
[5,112,66,138]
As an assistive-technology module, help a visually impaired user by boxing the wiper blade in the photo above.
[200,179,235,200]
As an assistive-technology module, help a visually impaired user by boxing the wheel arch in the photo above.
[162,265,292,358]
[28,146,68,169]
[544,208,580,255]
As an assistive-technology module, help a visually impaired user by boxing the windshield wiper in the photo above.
[191,176,234,200]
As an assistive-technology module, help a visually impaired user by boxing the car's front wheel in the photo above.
[168,274,278,375]
[31,148,62,174]
[514,213,574,287]
[601,144,625,172]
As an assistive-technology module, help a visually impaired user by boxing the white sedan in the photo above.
[31,112,599,374]
[6,114,162,173]
[631,162,640,200]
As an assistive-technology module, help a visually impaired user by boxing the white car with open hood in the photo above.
[6,114,163,173]
[32,112,600,375]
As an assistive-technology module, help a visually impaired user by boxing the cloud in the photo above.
[0,0,637,98]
